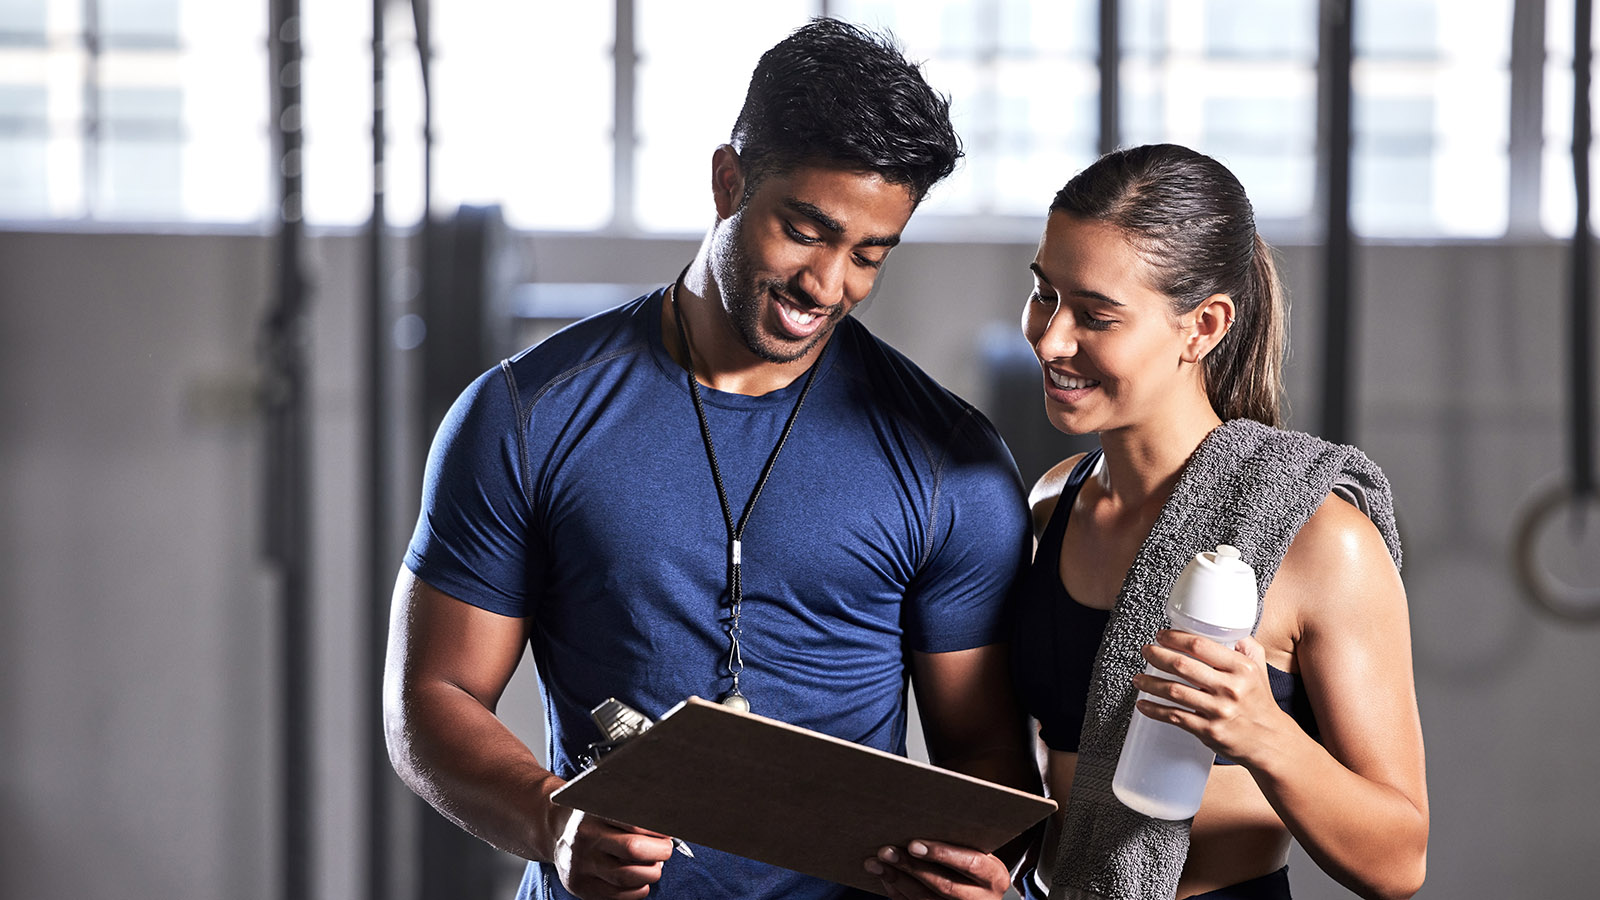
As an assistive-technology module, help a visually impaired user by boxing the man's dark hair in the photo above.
[730,18,962,204]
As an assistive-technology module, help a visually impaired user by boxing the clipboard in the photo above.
[551,696,1056,894]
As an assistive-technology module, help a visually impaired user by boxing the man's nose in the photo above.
[797,250,849,306]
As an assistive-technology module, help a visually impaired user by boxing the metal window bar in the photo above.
[263,4,311,900]
[1320,0,1355,443]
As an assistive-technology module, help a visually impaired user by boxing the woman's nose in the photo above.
[1031,306,1077,359]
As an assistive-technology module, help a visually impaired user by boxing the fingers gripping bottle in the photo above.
[1112,544,1258,820]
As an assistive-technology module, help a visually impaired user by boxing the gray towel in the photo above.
[1048,419,1401,900]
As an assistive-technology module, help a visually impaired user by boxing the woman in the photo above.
[868,145,1426,900]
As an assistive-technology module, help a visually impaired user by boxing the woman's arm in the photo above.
[1135,496,1428,900]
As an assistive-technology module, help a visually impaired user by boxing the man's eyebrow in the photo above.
[1028,263,1125,306]
[784,198,902,249]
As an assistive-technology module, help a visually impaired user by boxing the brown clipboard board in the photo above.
[551,696,1056,895]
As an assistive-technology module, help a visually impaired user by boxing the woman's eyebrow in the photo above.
[1073,289,1125,307]
[1029,263,1125,306]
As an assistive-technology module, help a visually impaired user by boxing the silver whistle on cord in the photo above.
[586,698,695,859]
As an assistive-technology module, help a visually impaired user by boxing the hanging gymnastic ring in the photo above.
[1517,1,1600,624]
[1513,484,1600,623]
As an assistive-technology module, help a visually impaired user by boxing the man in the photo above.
[385,18,1036,900]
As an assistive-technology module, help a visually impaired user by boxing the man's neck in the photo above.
[667,262,828,397]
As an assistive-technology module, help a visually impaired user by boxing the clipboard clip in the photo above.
[579,697,655,768]
[579,698,695,859]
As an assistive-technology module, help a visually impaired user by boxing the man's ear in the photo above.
[711,144,745,219]
[1184,293,1236,364]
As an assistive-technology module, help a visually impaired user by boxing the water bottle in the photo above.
[1112,544,1257,820]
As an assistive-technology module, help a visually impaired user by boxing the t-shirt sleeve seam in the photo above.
[510,339,651,517]
[500,359,538,515]
[907,405,1027,653]
[919,404,982,568]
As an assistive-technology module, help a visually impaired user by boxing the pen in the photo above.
[672,838,695,858]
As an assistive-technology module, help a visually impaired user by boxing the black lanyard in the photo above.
[670,282,822,711]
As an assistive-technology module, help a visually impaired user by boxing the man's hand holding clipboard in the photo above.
[552,697,1056,896]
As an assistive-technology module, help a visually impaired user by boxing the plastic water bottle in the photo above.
[1112,544,1258,820]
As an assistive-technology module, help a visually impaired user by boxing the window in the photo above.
[632,0,811,232]
[0,0,1575,242]
[430,1,612,231]
[1120,0,1320,226]
[1352,0,1514,238]
[1543,0,1599,236]
[0,0,266,222]
[298,1,376,226]
[831,0,1101,221]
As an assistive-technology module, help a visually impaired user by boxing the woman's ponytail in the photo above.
[1204,233,1287,426]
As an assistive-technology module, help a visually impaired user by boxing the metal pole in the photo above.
[365,2,394,899]
[83,0,100,215]
[1508,1,1547,234]
[613,0,637,232]
[1573,0,1596,496]
[264,3,311,899]
[410,0,435,443]
[1319,0,1354,444]
[413,0,432,222]
[1098,0,1119,155]
[407,5,504,897]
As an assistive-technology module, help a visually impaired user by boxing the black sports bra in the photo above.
[1011,450,1320,763]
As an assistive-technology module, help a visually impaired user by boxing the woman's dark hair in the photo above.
[1051,143,1288,426]
[730,18,962,204]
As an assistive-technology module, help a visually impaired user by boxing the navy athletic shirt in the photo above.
[406,288,1031,900]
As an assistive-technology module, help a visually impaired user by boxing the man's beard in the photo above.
[712,214,844,364]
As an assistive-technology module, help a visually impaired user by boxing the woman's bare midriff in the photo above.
[1034,749,1291,898]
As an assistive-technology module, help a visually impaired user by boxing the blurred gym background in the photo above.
[2,2,1597,898]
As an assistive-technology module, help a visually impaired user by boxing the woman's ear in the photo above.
[711,144,745,219]
[1184,293,1236,364]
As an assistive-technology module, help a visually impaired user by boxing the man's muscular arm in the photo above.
[383,570,674,900]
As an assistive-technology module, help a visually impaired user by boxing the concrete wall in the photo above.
[1,226,1596,899]
[0,231,279,899]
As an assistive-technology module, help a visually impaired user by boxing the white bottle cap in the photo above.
[1168,544,1258,629]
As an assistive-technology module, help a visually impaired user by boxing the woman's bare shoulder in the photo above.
[1277,492,1406,635]
[1029,452,1090,537]
[1288,493,1395,573]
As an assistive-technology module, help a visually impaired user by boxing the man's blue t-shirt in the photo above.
[405,288,1030,899]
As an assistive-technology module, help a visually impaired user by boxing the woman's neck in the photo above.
[1095,400,1223,511]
